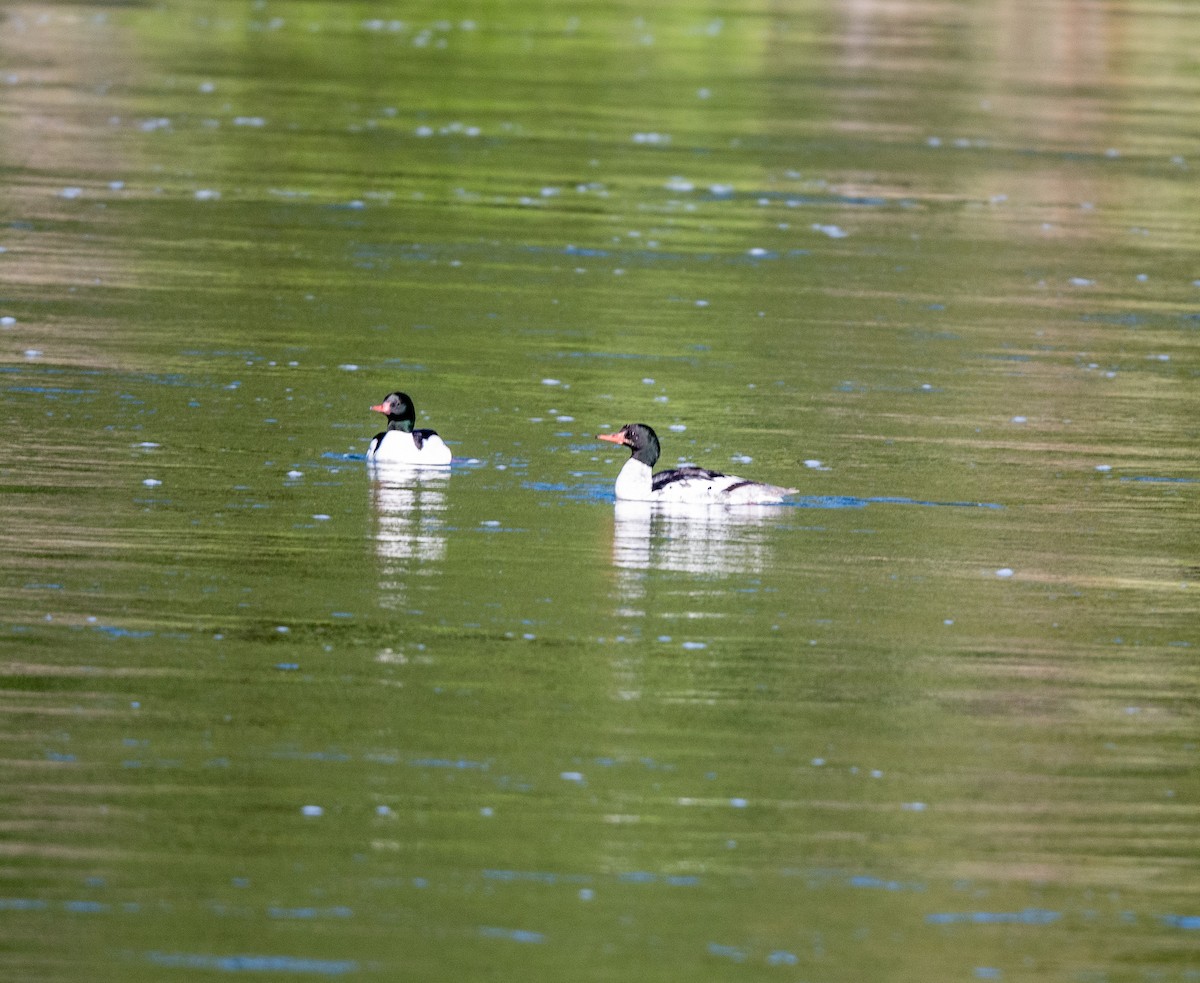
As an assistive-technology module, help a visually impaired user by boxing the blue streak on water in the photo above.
[64,900,109,913]
[528,242,815,268]
[1161,914,1200,930]
[926,908,1062,926]
[847,875,924,892]
[478,926,545,944]
[267,906,354,921]
[270,748,489,769]
[0,898,128,914]
[790,496,1003,511]
[3,385,94,395]
[93,625,155,640]
[557,485,1003,509]
[409,757,489,770]
[145,951,359,974]
[707,942,747,962]
[1120,476,1198,484]
[563,244,609,258]
[0,898,50,911]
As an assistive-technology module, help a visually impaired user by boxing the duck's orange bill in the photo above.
[596,432,626,445]
[370,403,389,414]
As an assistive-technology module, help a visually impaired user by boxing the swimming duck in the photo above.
[368,391,452,466]
[596,423,797,504]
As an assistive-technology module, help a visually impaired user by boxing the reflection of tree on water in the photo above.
[368,464,448,608]
[611,500,780,579]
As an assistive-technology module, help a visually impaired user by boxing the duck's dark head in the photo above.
[370,391,416,432]
[596,423,661,467]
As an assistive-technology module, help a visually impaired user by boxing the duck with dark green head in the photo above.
[368,391,452,467]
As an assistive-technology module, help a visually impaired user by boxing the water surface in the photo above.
[1,2,1197,980]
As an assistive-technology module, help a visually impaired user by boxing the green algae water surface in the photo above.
[1,2,1197,980]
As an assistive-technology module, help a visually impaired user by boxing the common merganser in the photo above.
[597,423,797,505]
[367,391,452,467]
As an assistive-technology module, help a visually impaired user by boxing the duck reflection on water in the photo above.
[368,463,449,605]
[611,499,780,577]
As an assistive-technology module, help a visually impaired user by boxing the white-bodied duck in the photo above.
[368,391,452,467]
[597,423,797,505]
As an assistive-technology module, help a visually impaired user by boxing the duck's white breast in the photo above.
[369,431,452,467]
[613,458,654,501]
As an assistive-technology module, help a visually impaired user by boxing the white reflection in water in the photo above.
[612,500,779,577]
[368,464,449,606]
